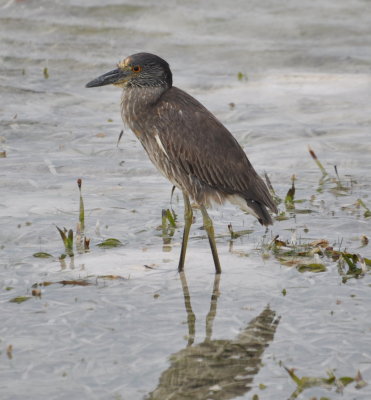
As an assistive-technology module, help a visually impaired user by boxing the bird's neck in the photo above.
[121,86,166,130]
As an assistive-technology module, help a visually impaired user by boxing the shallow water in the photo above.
[1,0,371,399]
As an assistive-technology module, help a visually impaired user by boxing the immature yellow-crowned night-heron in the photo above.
[86,52,277,274]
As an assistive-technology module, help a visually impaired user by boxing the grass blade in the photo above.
[308,146,328,176]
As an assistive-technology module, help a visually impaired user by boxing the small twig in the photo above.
[117,129,124,147]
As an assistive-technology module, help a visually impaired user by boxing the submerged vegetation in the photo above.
[264,235,370,279]
[255,147,370,279]
[51,179,91,259]
[32,178,129,260]
[159,208,177,249]
[285,366,367,399]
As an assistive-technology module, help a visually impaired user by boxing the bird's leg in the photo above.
[200,206,222,274]
[179,271,196,346]
[178,192,193,272]
[205,273,221,342]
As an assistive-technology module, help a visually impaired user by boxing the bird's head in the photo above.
[86,52,172,89]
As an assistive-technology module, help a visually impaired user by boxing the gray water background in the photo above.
[1,0,371,399]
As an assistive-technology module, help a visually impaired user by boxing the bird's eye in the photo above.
[132,65,141,73]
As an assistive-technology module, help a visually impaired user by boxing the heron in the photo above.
[86,52,277,274]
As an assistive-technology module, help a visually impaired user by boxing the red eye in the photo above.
[132,65,141,73]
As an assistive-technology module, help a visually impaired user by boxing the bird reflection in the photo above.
[147,272,280,400]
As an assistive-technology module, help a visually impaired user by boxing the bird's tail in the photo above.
[228,194,274,226]
[244,199,273,226]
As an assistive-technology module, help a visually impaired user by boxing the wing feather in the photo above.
[149,87,277,214]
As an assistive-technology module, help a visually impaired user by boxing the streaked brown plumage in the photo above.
[86,52,277,273]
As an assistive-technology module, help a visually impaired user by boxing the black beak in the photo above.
[85,68,128,88]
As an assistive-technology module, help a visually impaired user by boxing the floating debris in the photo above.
[285,366,367,399]
[360,235,369,246]
[84,237,90,250]
[32,281,53,287]
[266,236,370,277]
[144,264,157,269]
[31,288,42,297]
[9,296,31,304]
[33,252,53,258]
[97,275,127,280]
[237,71,247,81]
[6,345,13,360]
[97,238,123,248]
[258,383,267,390]
[296,263,326,273]
[32,280,91,287]
[355,370,367,389]
[59,280,91,286]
